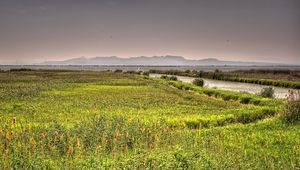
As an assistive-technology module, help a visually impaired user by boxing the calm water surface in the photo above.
[150,74,296,99]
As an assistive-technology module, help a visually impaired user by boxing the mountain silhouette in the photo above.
[41,56,280,66]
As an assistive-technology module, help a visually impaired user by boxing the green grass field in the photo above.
[0,70,299,169]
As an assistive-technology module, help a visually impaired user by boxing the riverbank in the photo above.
[150,73,296,98]
[149,69,300,89]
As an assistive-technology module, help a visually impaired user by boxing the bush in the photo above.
[124,70,137,74]
[114,69,123,73]
[160,75,168,79]
[260,87,274,98]
[160,75,178,81]
[169,76,178,81]
[192,78,204,87]
[281,101,300,124]
[281,90,300,123]
[250,99,261,105]
[184,69,191,74]
[9,68,33,72]
[236,108,276,124]
[240,97,252,104]
[203,90,214,97]
[142,71,149,76]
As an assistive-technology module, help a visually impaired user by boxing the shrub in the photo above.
[203,90,214,96]
[183,84,192,90]
[184,69,191,74]
[142,71,149,76]
[114,69,123,73]
[260,87,274,98]
[214,69,221,73]
[169,76,178,81]
[250,99,261,105]
[221,95,232,101]
[282,100,300,124]
[124,70,137,74]
[9,68,33,72]
[160,75,168,79]
[240,97,252,104]
[161,75,177,81]
[281,90,300,124]
[198,71,204,77]
[192,78,204,87]
[236,108,276,124]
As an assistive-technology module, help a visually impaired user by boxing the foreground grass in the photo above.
[0,70,299,169]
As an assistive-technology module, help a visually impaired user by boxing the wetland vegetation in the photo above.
[150,69,300,89]
[0,70,299,169]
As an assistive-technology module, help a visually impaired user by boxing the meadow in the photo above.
[0,70,299,169]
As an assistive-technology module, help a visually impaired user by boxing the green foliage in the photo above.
[168,76,178,81]
[281,91,300,124]
[114,69,123,73]
[9,68,34,72]
[160,75,177,81]
[240,97,251,104]
[192,78,204,87]
[260,87,274,98]
[142,71,149,76]
[0,70,298,169]
[163,79,281,107]
[281,100,300,124]
[124,70,138,74]
[149,69,300,89]
[235,108,276,123]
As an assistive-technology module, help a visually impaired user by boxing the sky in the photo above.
[0,0,299,65]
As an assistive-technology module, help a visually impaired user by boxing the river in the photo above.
[150,74,296,99]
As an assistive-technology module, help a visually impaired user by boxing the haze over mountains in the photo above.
[41,56,284,66]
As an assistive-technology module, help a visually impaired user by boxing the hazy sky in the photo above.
[0,0,299,64]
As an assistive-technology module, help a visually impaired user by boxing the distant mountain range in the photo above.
[41,56,283,66]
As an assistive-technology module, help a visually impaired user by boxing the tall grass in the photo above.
[281,90,300,124]
[0,70,298,169]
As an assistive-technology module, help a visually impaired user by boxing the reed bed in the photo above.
[0,70,299,169]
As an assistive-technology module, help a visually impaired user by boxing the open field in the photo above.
[0,70,299,169]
